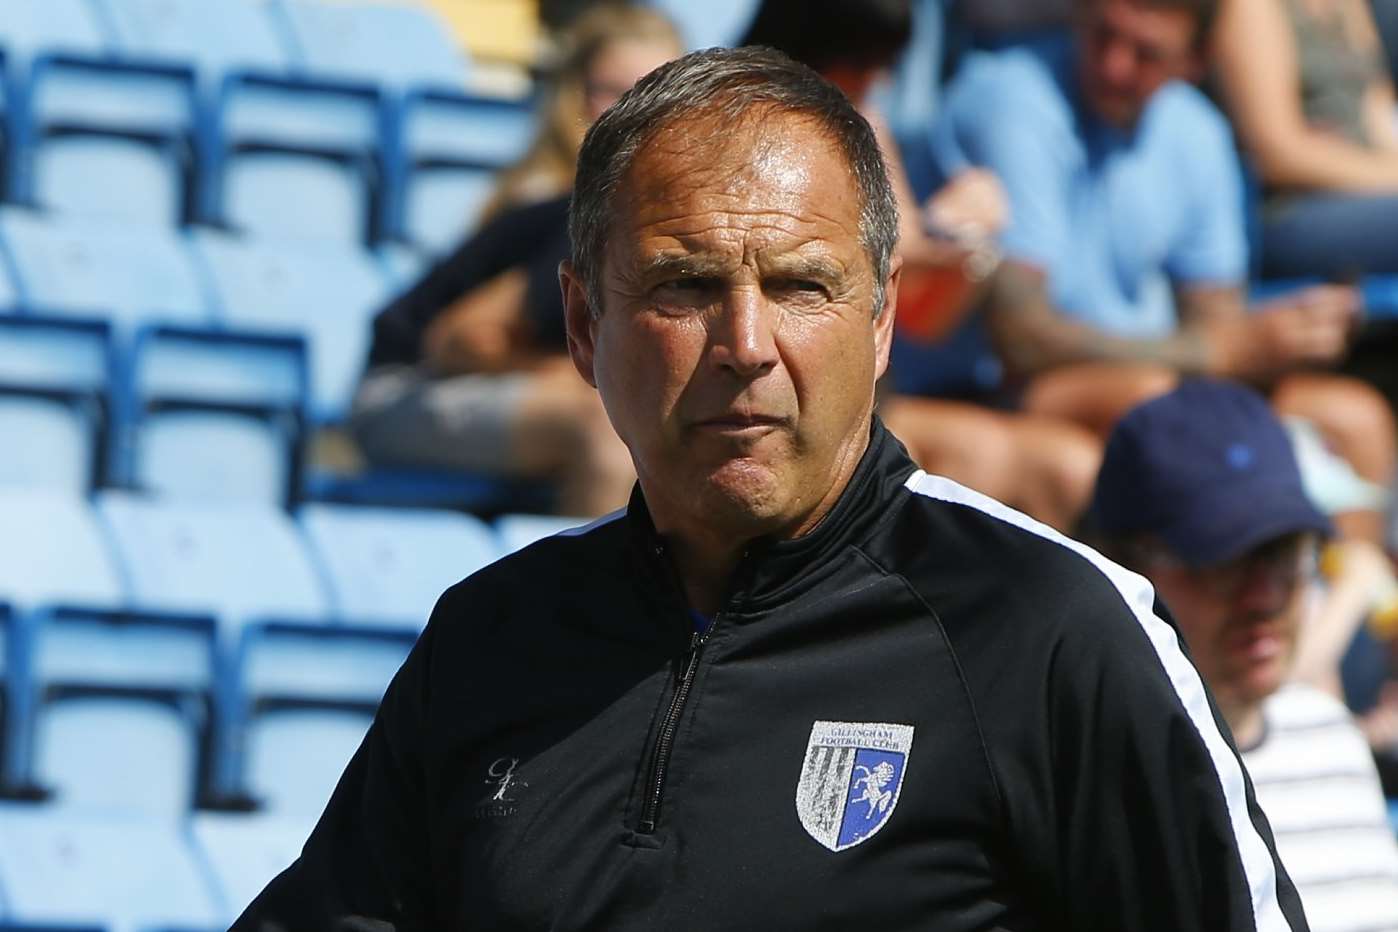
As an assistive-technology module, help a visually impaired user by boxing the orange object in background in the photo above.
[895,241,999,344]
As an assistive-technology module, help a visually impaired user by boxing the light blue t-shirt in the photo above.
[932,38,1246,338]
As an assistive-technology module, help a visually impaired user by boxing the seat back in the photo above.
[194,230,393,422]
[0,803,222,929]
[0,0,107,68]
[123,328,307,504]
[0,491,123,613]
[102,0,293,80]
[494,513,593,556]
[244,704,371,818]
[96,492,329,627]
[33,692,200,818]
[300,503,499,628]
[281,0,470,91]
[192,811,315,924]
[0,210,210,333]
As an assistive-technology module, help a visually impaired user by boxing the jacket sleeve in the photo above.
[1031,577,1310,931]
[231,617,440,931]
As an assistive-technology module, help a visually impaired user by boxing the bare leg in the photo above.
[1272,372,1396,546]
[1021,362,1178,439]
[882,396,1102,532]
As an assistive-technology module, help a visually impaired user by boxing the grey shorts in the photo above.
[349,365,529,474]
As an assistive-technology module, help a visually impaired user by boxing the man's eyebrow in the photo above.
[638,253,730,279]
[761,254,846,282]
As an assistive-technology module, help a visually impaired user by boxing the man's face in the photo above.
[1075,0,1202,129]
[1145,533,1317,714]
[563,111,898,540]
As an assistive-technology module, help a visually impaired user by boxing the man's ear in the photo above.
[560,259,599,388]
[873,255,902,382]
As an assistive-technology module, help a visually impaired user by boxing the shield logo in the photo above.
[795,720,914,852]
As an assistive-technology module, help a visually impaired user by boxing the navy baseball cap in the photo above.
[1089,379,1332,566]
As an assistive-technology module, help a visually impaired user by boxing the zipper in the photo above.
[637,627,708,834]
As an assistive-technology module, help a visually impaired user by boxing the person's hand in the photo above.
[1208,284,1359,380]
[421,269,530,376]
[924,168,1008,240]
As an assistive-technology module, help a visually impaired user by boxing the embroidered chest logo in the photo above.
[795,720,914,852]
[472,757,529,819]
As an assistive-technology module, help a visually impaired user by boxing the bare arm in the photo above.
[420,268,543,376]
[986,264,1357,381]
[1211,0,1398,191]
[983,261,1216,378]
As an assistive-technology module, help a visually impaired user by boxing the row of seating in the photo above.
[1,0,536,252]
[0,490,587,802]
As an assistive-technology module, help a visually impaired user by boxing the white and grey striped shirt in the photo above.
[1246,684,1398,932]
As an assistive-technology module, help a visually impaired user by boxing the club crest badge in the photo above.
[795,720,914,852]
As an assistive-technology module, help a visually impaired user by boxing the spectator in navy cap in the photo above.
[1089,378,1398,931]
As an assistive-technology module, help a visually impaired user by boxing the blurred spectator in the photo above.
[934,0,1397,545]
[1211,0,1398,278]
[350,5,681,516]
[741,0,1102,530]
[951,0,1075,43]
[1089,379,1398,930]
[1374,0,1398,80]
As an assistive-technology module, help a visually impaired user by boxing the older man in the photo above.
[1089,379,1398,932]
[236,48,1305,930]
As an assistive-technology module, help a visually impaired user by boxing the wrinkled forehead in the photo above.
[611,108,861,233]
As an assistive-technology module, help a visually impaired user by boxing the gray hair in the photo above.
[568,45,899,317]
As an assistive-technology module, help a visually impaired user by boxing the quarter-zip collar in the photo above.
[626,417,919,617]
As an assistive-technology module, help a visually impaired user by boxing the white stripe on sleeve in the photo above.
[903,470,1296,931]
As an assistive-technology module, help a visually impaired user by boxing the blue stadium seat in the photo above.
[0,210,211,335]
[243,704,370,818]
[279,0,470,92]
[96,492,329,628]
[0,317,111,495]
[494,513,593,556]
[101,0,294,84]
[0,0,107,66]
[0,490,216,791]
[19,57,198,226]
[191,811,312,923]
[299,503,499,628]
[377,240,428,287]
[204,74,385,244]
[0,803,221,930]
[391,91,533,253]
[119,326,308,506]
[31,691,202,817]
[193,230,394,423]
[95,491,334,796]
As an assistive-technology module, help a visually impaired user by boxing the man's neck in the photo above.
[1222,700,1267,751]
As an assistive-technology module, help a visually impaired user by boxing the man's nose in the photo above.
[710,287,779,377]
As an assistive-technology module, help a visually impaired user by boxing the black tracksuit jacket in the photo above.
[237,421,1308,931]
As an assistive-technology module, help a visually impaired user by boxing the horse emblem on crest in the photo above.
[795,720,914,852]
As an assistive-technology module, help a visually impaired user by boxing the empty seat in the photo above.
[122,327,307,505]
[0,803,222,929]
[0,0,107,66]
[281,0,470,91]
[102,0,293,84]
[32,691,201,818]
[0,316,110,494]
[299,503,499,628]
[244,704,371,818]
[192,811,314,923]
[392,91,533,252]
[96,492,329,627]
[21,57,198,226]
[0,210,210,334]
[494,513,593,556]
[0,491,216,790]
[193,230,394,423]
[206,75,384,244]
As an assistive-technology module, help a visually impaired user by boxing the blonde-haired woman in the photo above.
[352,5,681,517]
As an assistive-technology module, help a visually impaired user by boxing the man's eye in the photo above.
[771,279,828,297]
